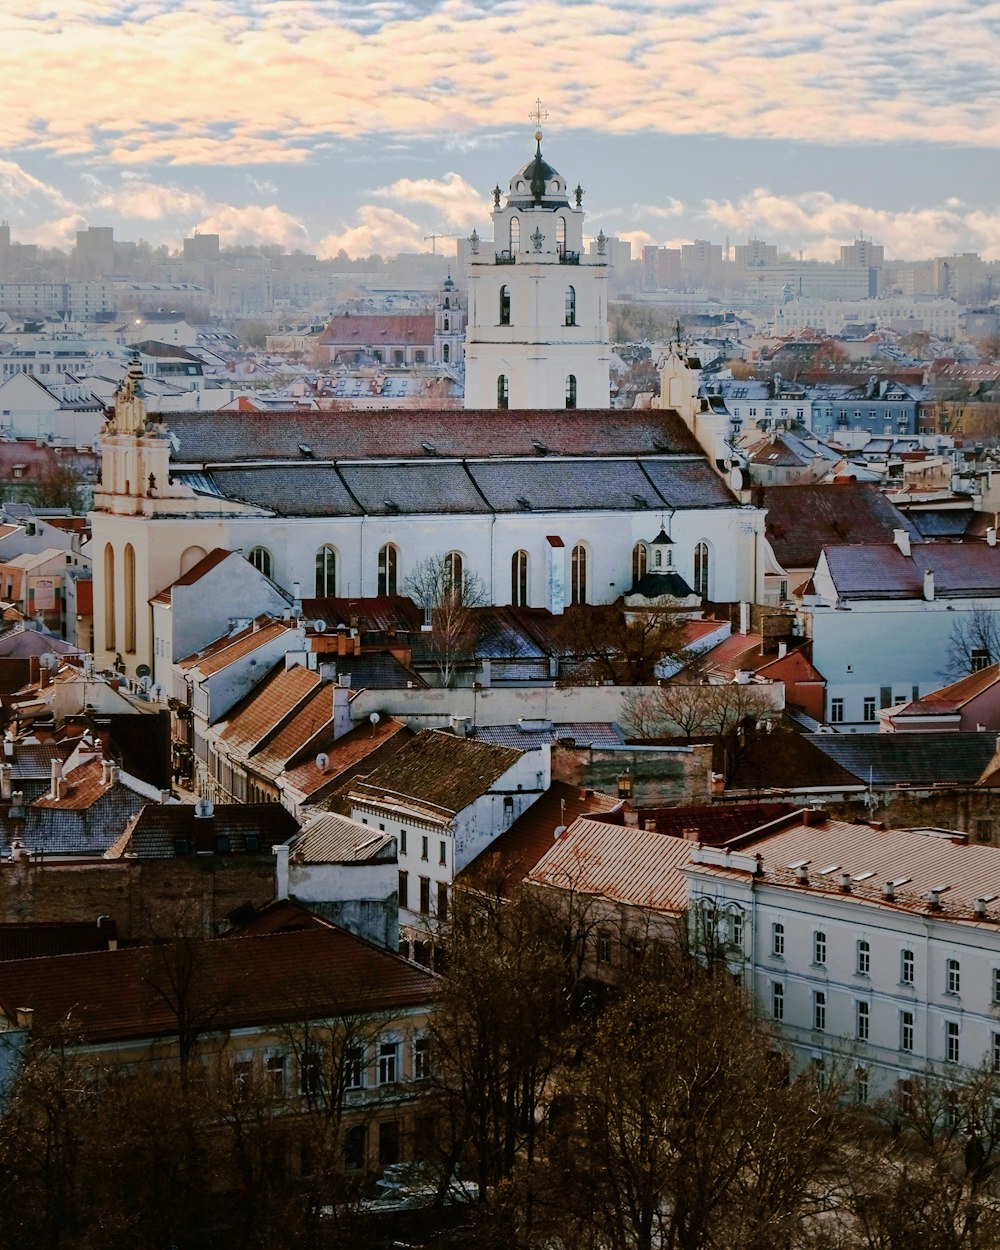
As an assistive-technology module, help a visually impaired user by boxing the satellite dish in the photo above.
[194,798,214,818]
[136,663,151,678]
[315,752,330,772]
[138,675,151,692]
[313,619,327,633]
[38,652,59,671]
[369,712,380,725]
[150,683,162,701]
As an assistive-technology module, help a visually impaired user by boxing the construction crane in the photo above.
[423,230,464,255]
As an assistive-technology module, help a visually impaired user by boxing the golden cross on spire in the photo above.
[529,98,548,129]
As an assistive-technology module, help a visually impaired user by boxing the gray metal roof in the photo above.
[805,731,999,787]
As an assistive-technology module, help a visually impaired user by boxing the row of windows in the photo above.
[772,924,976,995]
[248,543,594,606]
[398,871,448,921]
[497,283,576,327]
[789,989,963,1063]
[230,1036,430,1102]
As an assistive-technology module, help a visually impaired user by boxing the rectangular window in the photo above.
[863,696,876,722]
[946,1020,960,1064]
[344,1044,365,1090]
[421,835,428,861]
[439,840,447,866]
[399,829,407,855]
[898,1078,913,1113]
[972,647,991,672]
[813,931,827,966]
[813,990,826,1032]
[993,1032,1000,1073]
[880,686,893,709]
[730,911,743,948]
[976,819,994,845]
[856,1067,869,1105]
[437,882,449,923]
[266,1054,286,1095]
[413,1037,431,1081]
[901,949,914,985]
[772,981,784,1021]
[900,1010,914,1053]
[419,876,430,914]
[771,922,785,958]
[856,940,870,976]
[993,968,1000,1004]
[856,1000,870,1042]
[378,1040,399,1085]
[300,1050,322,1097]
[232,1059,253,1098]
[812,1055,826,1090]
[596,930,613,964]
[946,957,960,995]
[398,870,408,910]
[830,698,844,724]
[344,1125,367,1172]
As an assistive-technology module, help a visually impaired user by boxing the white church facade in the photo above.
[463,130,611,411]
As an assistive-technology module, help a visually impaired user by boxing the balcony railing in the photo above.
[494,250,516,265]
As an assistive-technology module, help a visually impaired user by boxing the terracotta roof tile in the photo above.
[284,717,411,802]
[179,619,291,676]
[219,664,322,755]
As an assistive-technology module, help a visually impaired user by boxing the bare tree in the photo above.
[621,680,776,742]
[403,552,487,688]
[554,944,846,1250]
[942,606,1000,681]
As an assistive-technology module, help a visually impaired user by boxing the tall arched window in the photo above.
[571,543,588,605]
[694,541,710,597]
[378,543,398,596]
[443,551,464,599]
[443,296,450,309]
[565,285,576,326]
[512,550,529,606]
[556,217,567,257]
[632,542,647,587]
[510,217,520,252]
[443,343,450,363]
[565,375,577,409]
[124,543,136,654]
[443,315,450,331]
[249,546,272,579]
[315,545,337,598]
[497,374,509,410]
[499,285,511,325]
[104,543,116,651]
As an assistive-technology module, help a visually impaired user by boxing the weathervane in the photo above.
[529,98,548,129]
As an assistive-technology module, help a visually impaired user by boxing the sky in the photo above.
[4,0,1000,262]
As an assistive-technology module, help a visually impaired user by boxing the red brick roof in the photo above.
[220,664,322,754]
[0,925,437,1045]
[319,313,435,347]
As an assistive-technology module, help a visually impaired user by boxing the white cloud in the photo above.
[195,203,310,250]
[3,0,1000,167]
[92,175,211,221]
[373,172,486,229]
[702,188,1000,261]
[318,205,426,259]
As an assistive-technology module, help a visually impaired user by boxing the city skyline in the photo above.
[3,0,1000,261]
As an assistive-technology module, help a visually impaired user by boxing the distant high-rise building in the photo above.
[73,226,115,278]
[734,238,778,268]
[183,233,221,263]
[642,245,681,290]
[840,238,884,269]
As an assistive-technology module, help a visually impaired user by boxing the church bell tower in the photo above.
[464,106,610,411]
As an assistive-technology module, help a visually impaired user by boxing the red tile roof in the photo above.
[179,619,292,676]
[0,926,437,1045]
[150,548,233,604]
[284,716,411,802]
[220,664,322,754]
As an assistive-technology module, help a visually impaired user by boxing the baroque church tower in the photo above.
[433,273,465,367]
[463,120,610,410]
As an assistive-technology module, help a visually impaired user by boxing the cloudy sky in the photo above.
[4,0,1000,261]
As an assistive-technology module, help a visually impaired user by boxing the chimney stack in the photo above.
[893,528,911,557]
